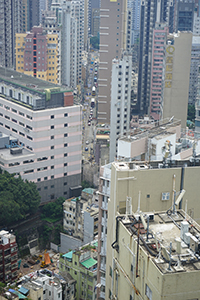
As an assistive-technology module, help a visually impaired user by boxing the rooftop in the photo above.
[0,67,71,94]
[80,257,97,269]
[119,209,200,274]
[114,159,200,171]
[120,118,181,143]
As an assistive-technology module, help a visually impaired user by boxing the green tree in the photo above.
[41,197,65,221]
[90,36,99,49]
[187,104,195,122]
[0,170,40,226]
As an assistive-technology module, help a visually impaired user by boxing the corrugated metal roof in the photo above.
[9,289,27,299]
[80,257,97,269]
[82,188,95,195]
[63,250,74,260]
[18,286,29,295]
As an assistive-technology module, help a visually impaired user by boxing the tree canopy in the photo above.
[187,104,195,122]
[41,197,65,222]
[90,36,99,50]
[0,170,41,226]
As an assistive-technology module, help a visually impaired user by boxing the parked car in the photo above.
[85,147,88,151]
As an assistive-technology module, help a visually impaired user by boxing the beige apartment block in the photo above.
[106,208,200,299]
[163,32,192,128]
[97,160,200,298]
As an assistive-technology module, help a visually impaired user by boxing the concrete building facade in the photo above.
[127,0,141,45]
[0,230,18,283]
[98,0,131,124]
[109,55,132,162]
[188,35,200,105]
[149,24,168,120]
[97,159,200,298]
[0,0,22,68]
[16,26,59,84]
[106,208,200,299]
[137,0,173,116]
[60,247,97,300]
[0,67,82,203]
[163,32,192,128]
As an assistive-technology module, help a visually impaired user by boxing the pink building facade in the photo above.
[150,25,168,120]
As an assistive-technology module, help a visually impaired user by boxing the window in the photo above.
[51,125,54,129]
[51,115,54,119]
[145,284,152,300]
[109,266,112,277]
[51,156,54,159]
[64,143,68,147]
[64,163,67,167]
[64,172,67,176]
[44,177,48,180]
[162,192,170,201]
[64,153,67,157]
[64,182,67,186]
[64,123,68,127]
[51,175,54,179]
[51,185,54,188]
[51,146,54,149]
[131,264,133,272]
[64,133,68,137]
[147,194,150,199]
[51,166,54,169]
[51,135,54,139]
[64,113,68,117]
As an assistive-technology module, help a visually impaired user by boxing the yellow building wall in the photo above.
[15,33,26,73]
[36,71,47,81]
[47,34,58,84]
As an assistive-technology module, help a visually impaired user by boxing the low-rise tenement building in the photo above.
[60,191,98,253]
[60,243,98,300]
[0,67,82,203]
[0,230,18,283]
[106,208,200,299]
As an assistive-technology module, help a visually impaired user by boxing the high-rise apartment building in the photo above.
[15,26,59,84]
[97,159,200,299]
[127,0,141,45]
[109,55,132,162]
[195,65,200,132]
[137,0,173,116]
[22,0,40,33]
[106,208,200,299]
[163,32,192,128]
[0,0,22,68]
[0,67,82,203]
[0,230,18,283]
[176,0,196,31]
[88,0,100,35]
[52,0,83,87]
[42,11,62,84]
[149,24,168,120]
[188,36,200,105]
[91,8,100,37]
[98,0,131,125]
